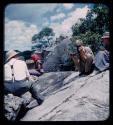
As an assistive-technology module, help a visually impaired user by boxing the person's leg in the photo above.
[78,60,85,76]
[29,81,44,105]
[85,54,94,74]
[12,80,32,96]
[13,80,43,108]
[4,80,43,110]
[24,82,44,109]
[12,80,43,103]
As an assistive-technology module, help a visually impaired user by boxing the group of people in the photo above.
[68,31,110,76]
[4,31,110,113]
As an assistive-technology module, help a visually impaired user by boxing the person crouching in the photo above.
[69,39,94,76]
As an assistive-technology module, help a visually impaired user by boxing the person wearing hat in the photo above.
[4,50,44,109]
[93,32,110,73]
[68,39,94,76]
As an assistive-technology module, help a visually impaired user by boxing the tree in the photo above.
[32,27,55,50]
[71,4,109,53]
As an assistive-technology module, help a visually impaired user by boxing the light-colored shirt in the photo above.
[84,46,94,57]
[4,58,30,81]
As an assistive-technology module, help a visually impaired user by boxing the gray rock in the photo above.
[21,70,109,121]
[21,92,32,107]
[35,71,74,97]
[4,94,23,121]
[4,92,32,121]
[43,38,74,72]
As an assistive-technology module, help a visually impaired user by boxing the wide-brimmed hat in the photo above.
[101,32,110,39]
[5,50,20,62]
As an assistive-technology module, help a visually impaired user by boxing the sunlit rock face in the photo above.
[21,70,109,121]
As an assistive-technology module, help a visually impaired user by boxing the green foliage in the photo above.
[32,34,38,41]
[32,27,54,42]
[37,27,54,40]
[71,4,109,53]
[32,27,55,50]
[22,50,34,60]
[72,31,102,54]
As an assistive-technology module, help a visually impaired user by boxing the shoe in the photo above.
[37,97,44,105]
[84,71,92,75]
[79,72,85,76]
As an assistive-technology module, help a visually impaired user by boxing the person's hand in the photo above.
[70,55,79,65]
[78,46,87,61]
[78,46,85,53]
[26,77,30,81]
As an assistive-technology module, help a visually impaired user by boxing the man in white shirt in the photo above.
[4,50,44,107]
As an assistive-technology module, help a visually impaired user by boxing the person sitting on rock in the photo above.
[29,52,44,77]
[93,32,110,74]
[68,39,94,76]
[4,50,44,109]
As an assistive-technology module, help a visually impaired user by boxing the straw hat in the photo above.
[5,50,20,62]
[101,32,110,39]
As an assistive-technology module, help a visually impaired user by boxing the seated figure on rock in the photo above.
[4,50,44,111]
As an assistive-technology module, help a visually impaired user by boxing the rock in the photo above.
[4,94,23,121]
[43,38,75,72]
[4,92,32,121]
[21,92,32,107]
[34,71,74,97]
[21,70,109,121]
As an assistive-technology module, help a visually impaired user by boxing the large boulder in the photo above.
[21,70,109,121]
[43,38,75,72]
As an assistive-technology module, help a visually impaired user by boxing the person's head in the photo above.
[31,53,40,62]
[101,32,110,46]
[75,39,83,48]
[71,37,83,46]
[5,50,20,62]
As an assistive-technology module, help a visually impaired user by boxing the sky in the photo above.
[5,3,93,51]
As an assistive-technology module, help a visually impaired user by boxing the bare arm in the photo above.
[78,46,87,61]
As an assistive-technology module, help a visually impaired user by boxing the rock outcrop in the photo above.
[21,70,109,121]
[43,38,75,72]
[4,94,23,121]
[4,92,32,121]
